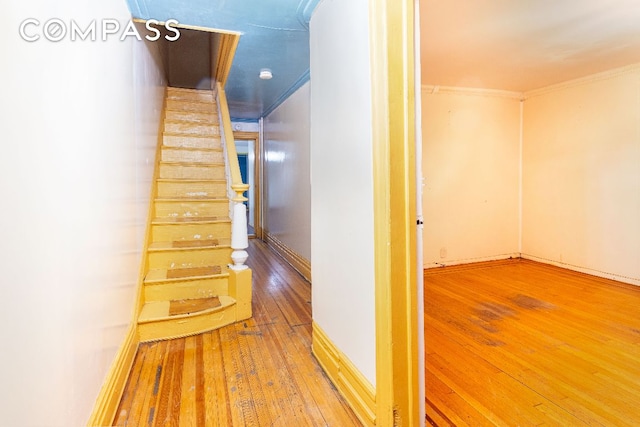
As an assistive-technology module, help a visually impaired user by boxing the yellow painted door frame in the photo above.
[233,131,263,239]
[370,0,421,425]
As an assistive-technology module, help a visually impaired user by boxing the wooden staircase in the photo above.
[137,86,251,342]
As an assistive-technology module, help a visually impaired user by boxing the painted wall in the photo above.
[0,1,165,425]
[310,0,376,385]
[263,82,311,260]
[422,88,521,267]
[232,121,260,133]
[522,66,640,284]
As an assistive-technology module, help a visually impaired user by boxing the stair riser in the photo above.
[159,164,226,180]
[161,148,224,164]
[147,247,232,270]
[157,181,227,198]
[152,223,231,242]
[144,277,229,302]
[165,110,218,124]
[163,134,221,150]
[164,122,220,136]
[138,304,237,342]
[155,201,229,218]
[166,99,216,113]
[166,90,215,104]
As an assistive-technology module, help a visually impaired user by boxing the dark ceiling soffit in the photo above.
[133,18,241,90]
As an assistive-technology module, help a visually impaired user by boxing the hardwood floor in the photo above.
[424,259,640,426]
[114,239,361,426]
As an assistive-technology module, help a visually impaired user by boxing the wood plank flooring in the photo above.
[424,259,640,426]
[114,239,361,426]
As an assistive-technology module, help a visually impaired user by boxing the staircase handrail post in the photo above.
[230,185,250,270]
[215,82,250,270]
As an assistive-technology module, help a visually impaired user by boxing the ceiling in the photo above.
[421,0,640,92]
[127,0,640,119]
[127,0,319,121]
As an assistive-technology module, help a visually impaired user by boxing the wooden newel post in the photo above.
[230,184,250,270]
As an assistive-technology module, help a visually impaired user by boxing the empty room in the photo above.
[420,1,640,425]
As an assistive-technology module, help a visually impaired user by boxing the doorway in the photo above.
[233,131,262,239]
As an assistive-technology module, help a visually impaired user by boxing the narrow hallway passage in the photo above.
[114,240,361,426]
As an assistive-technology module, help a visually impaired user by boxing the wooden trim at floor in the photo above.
[521,253,640,286]
[423,253,522,271]
[86,324,139,427]
[312,322,376,427]
[423,257,523,275]
[264,232,311,281]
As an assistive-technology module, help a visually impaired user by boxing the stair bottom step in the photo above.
[139,295,235,323]
[170,296,221,315]
[137,295,238,342]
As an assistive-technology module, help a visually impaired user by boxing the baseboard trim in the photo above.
[424,253,521,270]
[265,232,311,281]
[423,253,640,286]
[87,324,139,426]
[312,322,376,427]
[521,253,640,286]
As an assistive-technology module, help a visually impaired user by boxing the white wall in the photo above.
[522,66,640,284]
[232,121,260,133]
[422,88,521,266]
[310,0,376,385]
[0,1,165,425]
[421,66,640,285]
[263,82,311,259]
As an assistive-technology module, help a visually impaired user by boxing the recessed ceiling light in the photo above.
[259,68,273,80]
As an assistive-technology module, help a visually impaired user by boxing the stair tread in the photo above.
[167,87,213,91]
[152,216,231,224]
[145,265,229,283]
[166,100,216,108]
[164,119,218,125]
[162,134,220,140]
[162,144,223,152]
[166,95,214,99]
[165,119,218,125]
[167,87,214,92]
[148,238,231,251]
[165,112,218,117]
[156,178,226,183]
[156,196,227,201]
[155,197,228,203]
[138,295,235,323]
[164,129,219,134]
[160,160,224,165]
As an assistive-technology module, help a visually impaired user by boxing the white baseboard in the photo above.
[521,253,640,286]
[424,253,521,269]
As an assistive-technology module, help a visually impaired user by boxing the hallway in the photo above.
[114,240,361,426]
